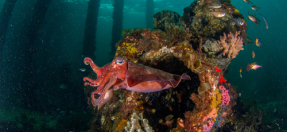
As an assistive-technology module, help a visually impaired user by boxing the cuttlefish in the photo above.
[83,57,190,109]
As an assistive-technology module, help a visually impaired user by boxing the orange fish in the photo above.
[254,38,263,47]
[252,51,255,58]
[246,62,262,72]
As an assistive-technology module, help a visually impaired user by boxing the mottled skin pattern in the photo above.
[83,57,190,110]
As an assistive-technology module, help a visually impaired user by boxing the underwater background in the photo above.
[0,0,286,131]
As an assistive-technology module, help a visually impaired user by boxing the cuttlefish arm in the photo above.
[83,57,111,87]
[88,57,128,110]
[91,77,117,109]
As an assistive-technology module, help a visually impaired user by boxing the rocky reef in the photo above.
[84,1,263,132]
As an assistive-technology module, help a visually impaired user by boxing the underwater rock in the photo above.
[85,1,250,131]
[164,23,188,42]
[153,10,180,31]
[182,0,247,39]
[203,39,222,57]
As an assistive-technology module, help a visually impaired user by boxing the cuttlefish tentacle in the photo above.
[83,77,100,86]
[83,57,113,87]
[91,78,117,109]
[84,57,102,74]
[90,64,120,109]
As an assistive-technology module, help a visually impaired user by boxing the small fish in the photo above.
[253,91,257,94]
[246,62,262,72]
[259,13,268,29]
[245,37,253,43]
[243,0,253,4]
[232,18,245,26]
[78,68,86,72]
[251,5,260,11]
[239,67,242,78]
[274,108,277,113]
[248,11,260,25]
[239,93,241,97]
[209,12,226,18]
[208,4,222,9]
[59,84,67,89]
[248,15,260,25]
[252,51,255,58]
[254,38,263,47]
[275,123,279,126]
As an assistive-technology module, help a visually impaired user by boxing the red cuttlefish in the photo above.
[83,57,190,109]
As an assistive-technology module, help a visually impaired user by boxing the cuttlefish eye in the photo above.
[116,59,125,65]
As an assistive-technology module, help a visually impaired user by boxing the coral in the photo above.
[125,113,154,132]
[180,51,197,71]
[210,88,221,111]
[142,119,154,132]
[124,42,139,55]
[219,86,230,105]
[141,46,176,64]
[198,82,210,95]
[164,23,188,42]
[159,115,174,128]
[122,91,139,117]
[202,108,218,122]
[234,9,240,15]
[219,74,227,84]
[218,31,244,59]
[194,59,202,69]
[177,118,185,128]
[117,119,128,132]
[202,120,214,132]
[190,93,201,106]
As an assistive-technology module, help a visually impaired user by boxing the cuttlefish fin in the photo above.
[127,74,163,88]
[127,73,190,88]
[170,73,190,88]
[91,78,117,110]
